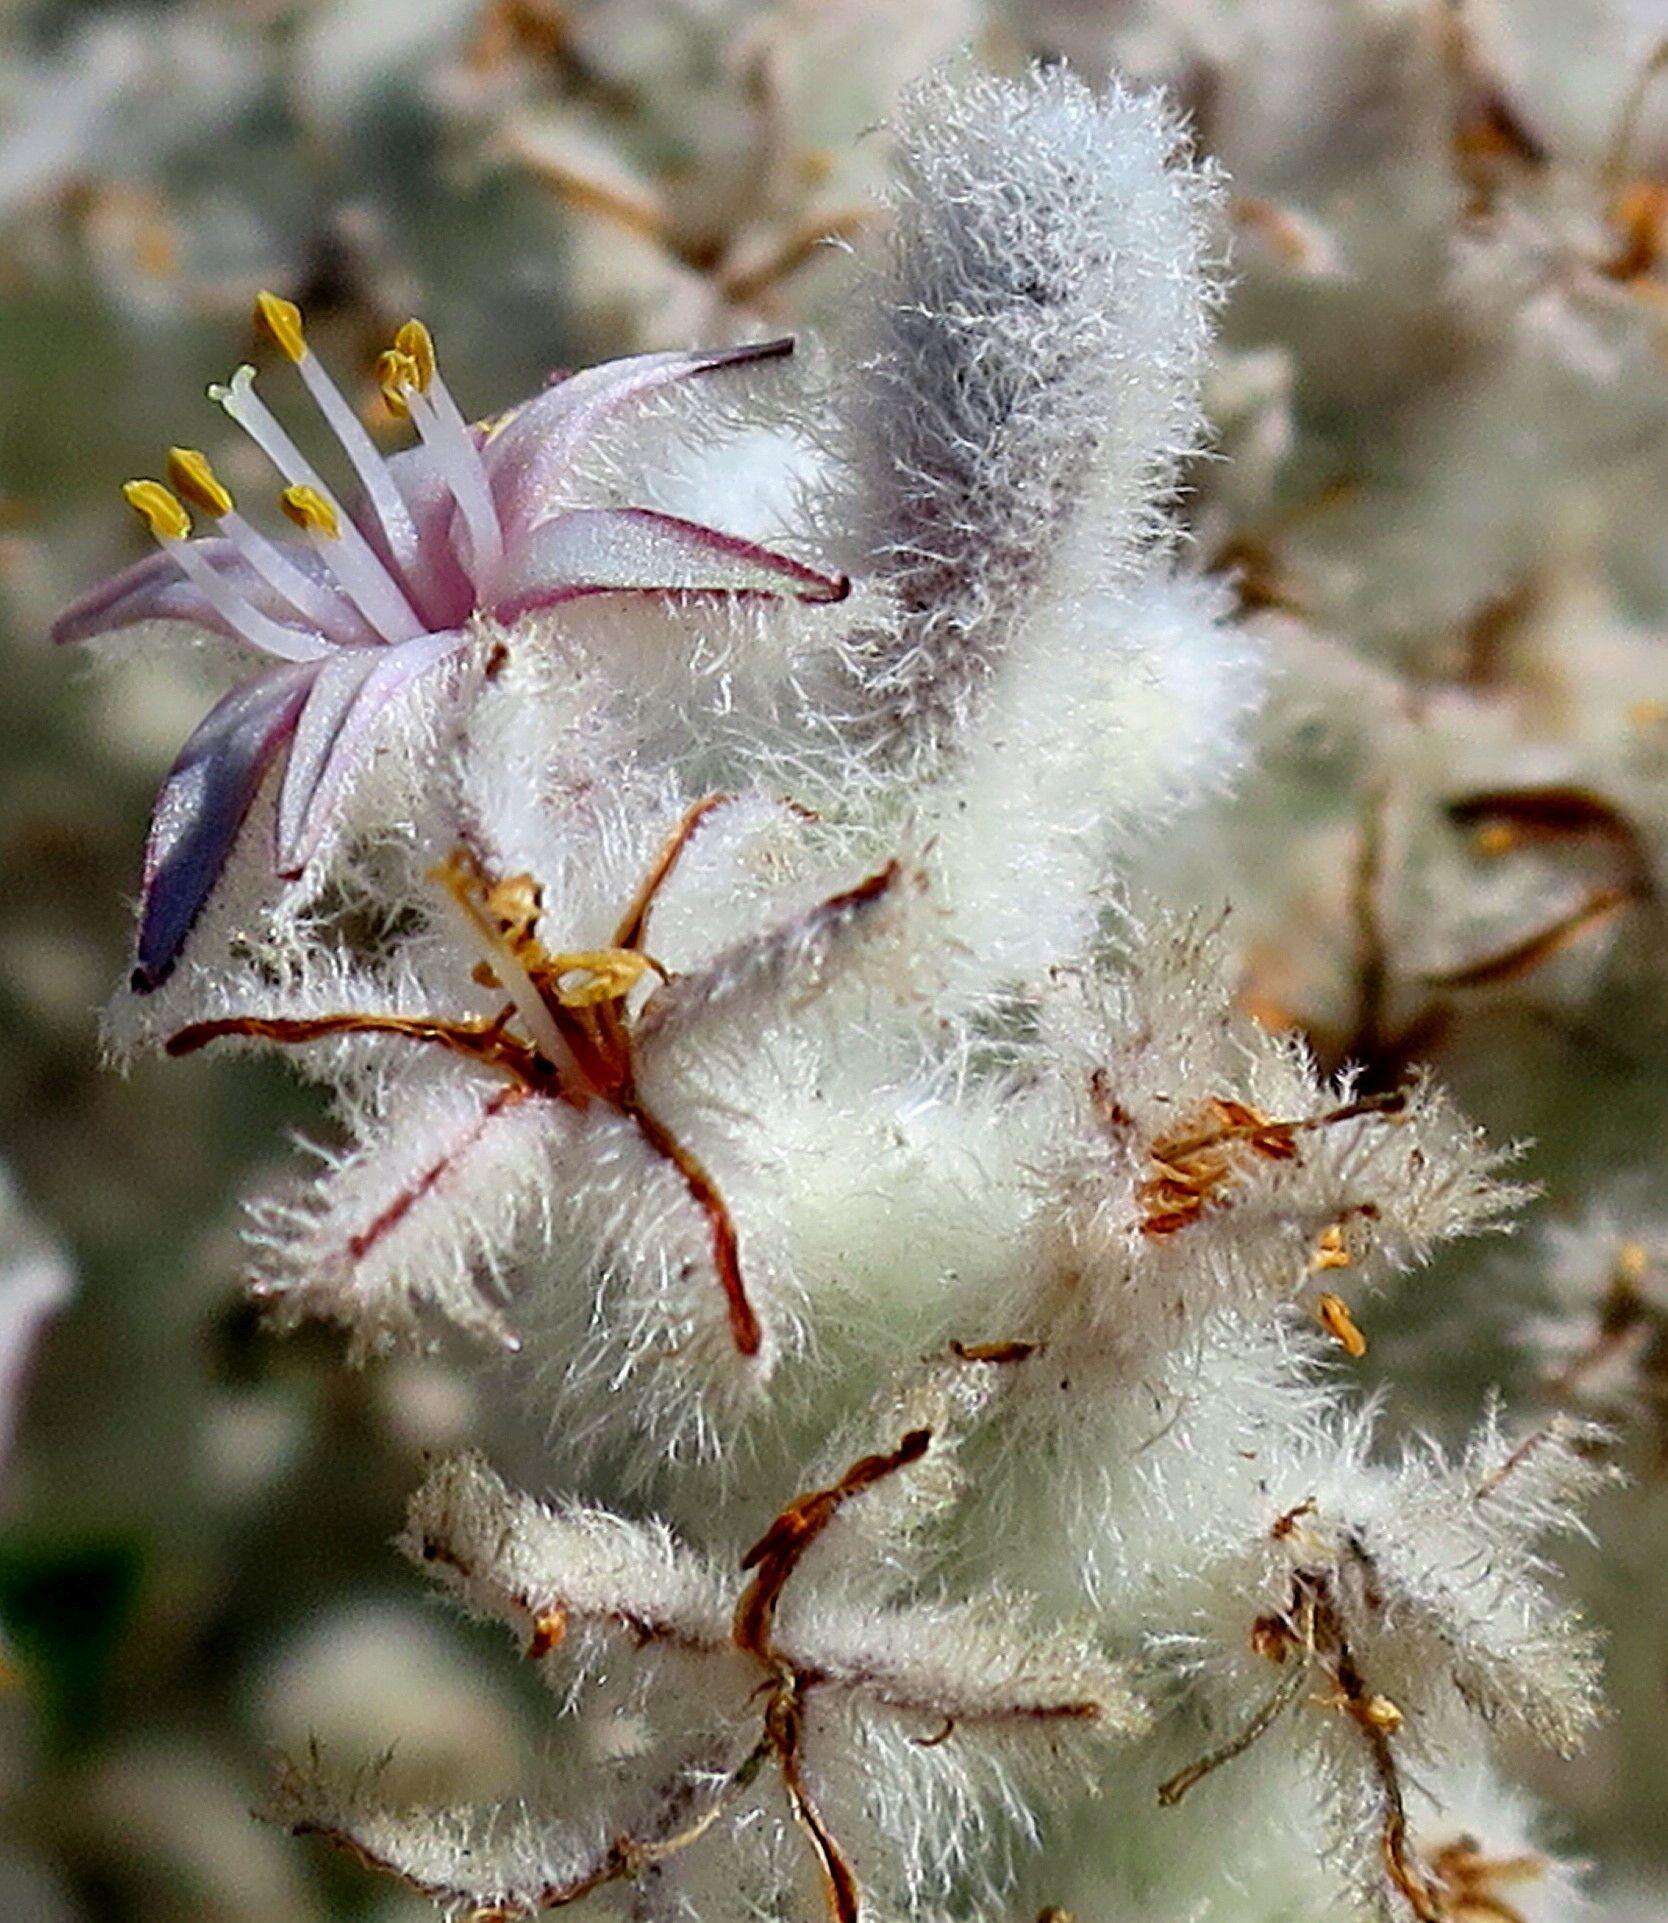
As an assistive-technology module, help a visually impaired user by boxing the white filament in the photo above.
[159,535,330,664]
[211,366,423,645]
[408,375,503,587]
[221,509,355,632]
[434,878,580,1085]
[295,348,426,584]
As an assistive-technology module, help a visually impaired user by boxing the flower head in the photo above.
[53,299,846,990]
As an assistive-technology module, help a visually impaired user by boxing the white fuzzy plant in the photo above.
[58,59,1612,1923]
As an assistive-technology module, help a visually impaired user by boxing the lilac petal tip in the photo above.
[131,664,316,992]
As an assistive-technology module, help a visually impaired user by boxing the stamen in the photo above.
[394,319,437,390]
[280,484,341,539]
[376,349,420,420]
[167,447,350,632]
[275,480,433,647]
[165,447,232,519]
[253,291,307,364]
[123,478,190,543]
[121,481,329,664]
[389,317,503,582]
[545,948,666,1008]
[253,292,427,596]
[1315,1291,1368,1359]
[430,853,581,1086]
[211,364,423,644]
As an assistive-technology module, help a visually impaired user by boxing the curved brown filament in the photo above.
[629,1098,760,1357]
[734,1427,932,1663]
[166,1010,559,1094]
[612,793,734,952]
[767,1685,862,1923]
[730,1428,935,1923]
[1422,886,1637,991]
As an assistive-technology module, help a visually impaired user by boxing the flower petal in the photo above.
[483,340,795,544]
[133,663,317,992]
[51,535,371,651]
[275,628,473,878]
[485,506,849,622]
[358,441,478,634]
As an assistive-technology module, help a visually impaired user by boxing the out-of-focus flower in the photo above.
[0,1165,74,1490]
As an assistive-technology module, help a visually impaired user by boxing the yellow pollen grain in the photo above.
[254,290,306,363]
[394,318,436,391]
[166,446,233,518]
[122,479,191,542]
[1315,1291,1368,1359]
[280,483,340,539]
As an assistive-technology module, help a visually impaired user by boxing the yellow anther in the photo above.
[1315,1291,1368,1359]
[376,348,420,419]
[546,949,664,1008]
[165,446,234,519]
[394,319,436,390]
[1359,1694,1403,1732]
[279,484,341,539]
[122,479,191,542]
[527,1607,568,1659]
[1309,1222,1352,1272]
[254,290,307,363]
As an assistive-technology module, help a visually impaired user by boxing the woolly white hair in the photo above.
[61,50,1617,1923]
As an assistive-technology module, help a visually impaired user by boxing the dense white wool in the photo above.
[515,1094,806,1458]
[400,1453,734,1667]
[1023,916,1527,1364]
[1136,1399,1610,1918]
[246,1062,570,1356]
[925,568,1261,982]
[754,1065,1041,1374]
[299,1445,1142,1922]
[821,60,1222,769]
[933,1313,1350,1629]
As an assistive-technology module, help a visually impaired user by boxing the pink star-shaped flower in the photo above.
[53,297,846,990]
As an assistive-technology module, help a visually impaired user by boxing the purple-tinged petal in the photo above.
[356,441,478,635]
[484,340,795,545]
[133,663,317,993]
[51,536,373,651]
[485,506,849,622]
[275,628,473,879]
